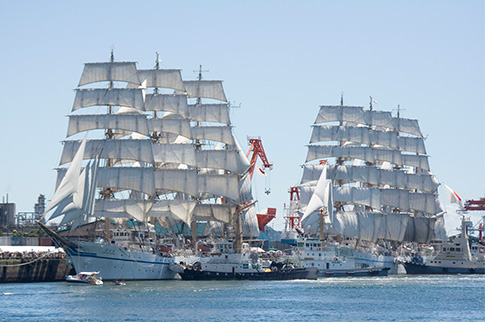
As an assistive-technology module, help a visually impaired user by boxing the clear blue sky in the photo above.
[1,1,483,234]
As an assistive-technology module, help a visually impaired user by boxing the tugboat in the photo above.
[403,217,485,274]
[178,240,318,280]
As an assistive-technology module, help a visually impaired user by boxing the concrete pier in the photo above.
[0,259,73,283]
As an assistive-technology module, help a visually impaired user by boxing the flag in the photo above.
[443,184,464,210]
[372,100,377,104]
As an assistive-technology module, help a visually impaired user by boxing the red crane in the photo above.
[246,137,273,194]
[246,137,275,231]
[464,198,485,242]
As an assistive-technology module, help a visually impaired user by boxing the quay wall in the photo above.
[0,258,72,283]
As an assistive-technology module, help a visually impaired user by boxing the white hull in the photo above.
[66,241,177,280]
[354,252,397,274]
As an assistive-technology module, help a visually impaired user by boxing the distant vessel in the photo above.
[403,217,485,274]
[178,240,318,280]
[40,51,257,280]
[288,97,447,274]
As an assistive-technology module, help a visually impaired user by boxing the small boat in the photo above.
[66,272,103,285]
[112,280,126,286]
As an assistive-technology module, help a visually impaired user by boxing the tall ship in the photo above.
[40,52,260,280]
[288,97,447,274]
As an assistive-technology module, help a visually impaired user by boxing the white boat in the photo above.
[66,271,103,285]
[39,51,257,280]
[403,217,485,274]
[294,236,389,277]
[287,97,448,274]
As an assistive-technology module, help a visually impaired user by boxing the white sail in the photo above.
[147,118,192,139]
[44,137,88,217]
[314,106,365,124]
[188,103,231,125]
[233,133,251,175]
[130,69,185,91]
[148,200,197,225]
[404,216,437,243]
[145,94,188,115]
[301,164,439,193]
[94,199,156,222]
[192,204,236,223]
[302,165,328,220]
[197,174,241,202]
[182,80,227,102]
[152,143,196,167]
[314,106,423,137]
[72,88,145,111]
[363,110,393,128]
[78,62,140,87]
[392,117,422,137]
[195,150,242,174]
[241,204,260,238]
[60,139,155,165]
[67,114,150,137]
[306,145,430,170]
[191,126,235,145]
[94,167,155,196]
[154,169,198,196]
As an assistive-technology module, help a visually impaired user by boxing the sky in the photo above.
[0,1,484,236]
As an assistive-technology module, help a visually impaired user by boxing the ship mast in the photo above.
[191,65,207,250]
[103,49,116,241]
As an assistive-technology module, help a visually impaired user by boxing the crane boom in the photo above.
[246,137,273,179]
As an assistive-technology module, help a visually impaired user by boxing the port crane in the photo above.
[246,137,273,194]
[464,198,485,243]
[245,137,276,232]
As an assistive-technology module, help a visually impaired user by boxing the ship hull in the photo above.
[403,262,485,275]
[38,222,177,280]
[65,242,177,280]
[354,252,397,274]
[319,267,390,277]
[179,267,318,281]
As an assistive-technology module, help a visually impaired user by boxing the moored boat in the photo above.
[403,217,485,274]
[294,236,390,277]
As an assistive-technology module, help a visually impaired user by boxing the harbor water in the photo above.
[1,275,484,321]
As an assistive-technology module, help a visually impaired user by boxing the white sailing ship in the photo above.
[40,52,259,280]
[290,98,447,274]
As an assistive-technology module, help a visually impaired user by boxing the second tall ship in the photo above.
[285,97,447,276]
